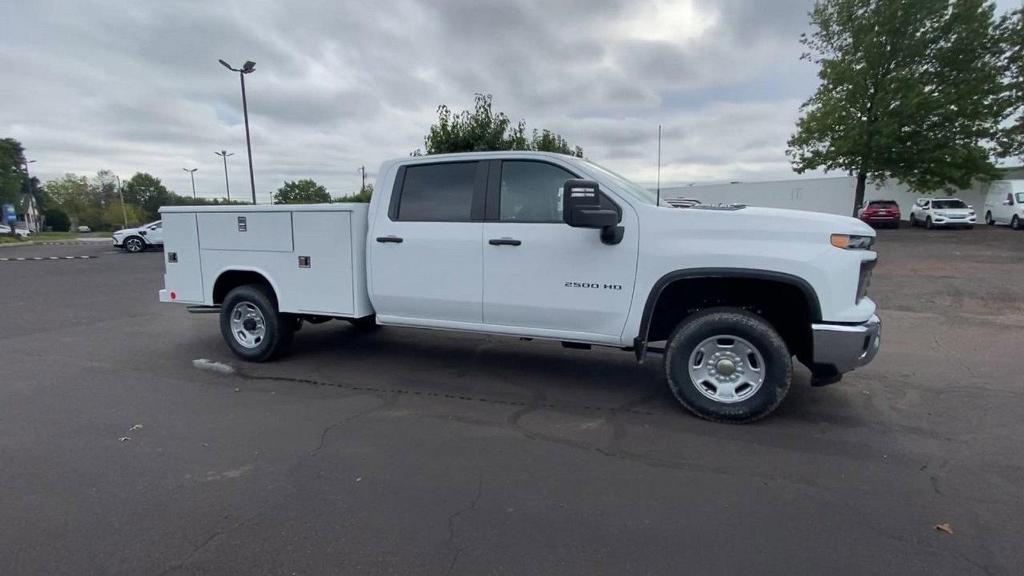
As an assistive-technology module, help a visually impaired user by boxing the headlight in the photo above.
[830,234,875,250]
[857,259,876,302]
[934,211,946,217]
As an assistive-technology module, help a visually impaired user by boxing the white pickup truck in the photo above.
[159,151,880,422]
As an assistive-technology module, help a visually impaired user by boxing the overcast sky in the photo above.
[1,0,1020,202]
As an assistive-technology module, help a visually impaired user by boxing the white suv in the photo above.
[112,220,164,252]
[909,198,975,229]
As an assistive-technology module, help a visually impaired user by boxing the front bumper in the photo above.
[112,236,124,247]
[810,315,881,383]
[931,216,976,226]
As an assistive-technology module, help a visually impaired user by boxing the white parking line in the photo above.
[0,255,95,262]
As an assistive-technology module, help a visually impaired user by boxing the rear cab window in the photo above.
[391,162,481,222]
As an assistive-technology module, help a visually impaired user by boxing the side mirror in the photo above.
[1004,200,1012,206]
[562,179,623,244]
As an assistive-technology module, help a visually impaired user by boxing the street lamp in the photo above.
[214,150,234,202]
[183,168,198,200]
[22,160,37,232]
[219,58,257,204]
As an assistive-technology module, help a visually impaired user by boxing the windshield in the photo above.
[1016,192,1024,204]
[578,159,658,205]
[932,199,967,209]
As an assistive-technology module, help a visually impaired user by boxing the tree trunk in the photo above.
[853,172,867,217]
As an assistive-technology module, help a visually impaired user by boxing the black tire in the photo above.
[124,236,146,253]
[925,216,934,230]
[1013,216,1021,231]
[985,211,994,226]
[664,308,792,423]
[219,284,294,362]
[909,214,917,227]
[346,315,379,332]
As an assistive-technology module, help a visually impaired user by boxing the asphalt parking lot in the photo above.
[1,226,1022,575]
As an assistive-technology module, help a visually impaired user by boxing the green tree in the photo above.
[421,93,583,157]
[997,6,1024,161]
[45,207,70,232]
[334,183,373,203]
[0,138,27,213]
[788,0,1008,213]
[273,179,330,204]
[43,174,92,230]
[122,172,172,220]
[102,201,147,229]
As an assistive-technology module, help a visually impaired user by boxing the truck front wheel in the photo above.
[664,309,792,423]
[220,285,294,362]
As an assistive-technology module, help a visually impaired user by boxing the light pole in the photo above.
[114,174,128,229]
[219,59,257,204]
[18,158,36,233]
[214,150,234,202]
[183,168,198,200]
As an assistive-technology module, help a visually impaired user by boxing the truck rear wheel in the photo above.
[664,308,792,423]
[219,285,294,362]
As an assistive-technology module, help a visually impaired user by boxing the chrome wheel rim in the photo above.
[126,238,142,252]
[687,335,766,404]
[229,301,266,349]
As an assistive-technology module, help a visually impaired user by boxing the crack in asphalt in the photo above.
[444,473,484,576]
[312,392,399,455]
[229,368,662,417]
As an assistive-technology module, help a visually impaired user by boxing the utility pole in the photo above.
[219,59,257,204]
[183,168,198,200]
[114,174,128,229]
[215,150,234,202]
[359,165,366,193]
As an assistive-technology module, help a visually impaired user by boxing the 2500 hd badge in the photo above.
[565,281,623,290]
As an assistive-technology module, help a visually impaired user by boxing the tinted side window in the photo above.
[397,162,477,222]
[499,161,576,222]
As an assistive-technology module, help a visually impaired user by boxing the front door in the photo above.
[481,160,638,342]
[369,161,486,325]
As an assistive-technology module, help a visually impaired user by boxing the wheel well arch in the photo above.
[635,269,821,362]
[212,269,279,306]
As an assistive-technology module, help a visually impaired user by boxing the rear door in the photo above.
[161,213,203,303]
[481,159,638,342]
[368,161,486,324]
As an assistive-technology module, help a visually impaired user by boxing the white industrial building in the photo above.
[659,169,1024,220]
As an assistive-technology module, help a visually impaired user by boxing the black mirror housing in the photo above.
[562,179,623,244]
[563,179,618,228]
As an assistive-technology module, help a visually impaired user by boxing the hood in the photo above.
[650,204,875,240]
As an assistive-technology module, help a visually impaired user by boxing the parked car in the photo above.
[0,224,31,238]
[908,198,975,229]
[858,200,901,228]
[112,220,164,253]
[158,151,881,423]
[77,225,92,233]
[983,180,1024,230]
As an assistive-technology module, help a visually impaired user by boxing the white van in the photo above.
[983,180,1024,230]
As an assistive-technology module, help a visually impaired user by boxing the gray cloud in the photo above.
[2,0,1018,201]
